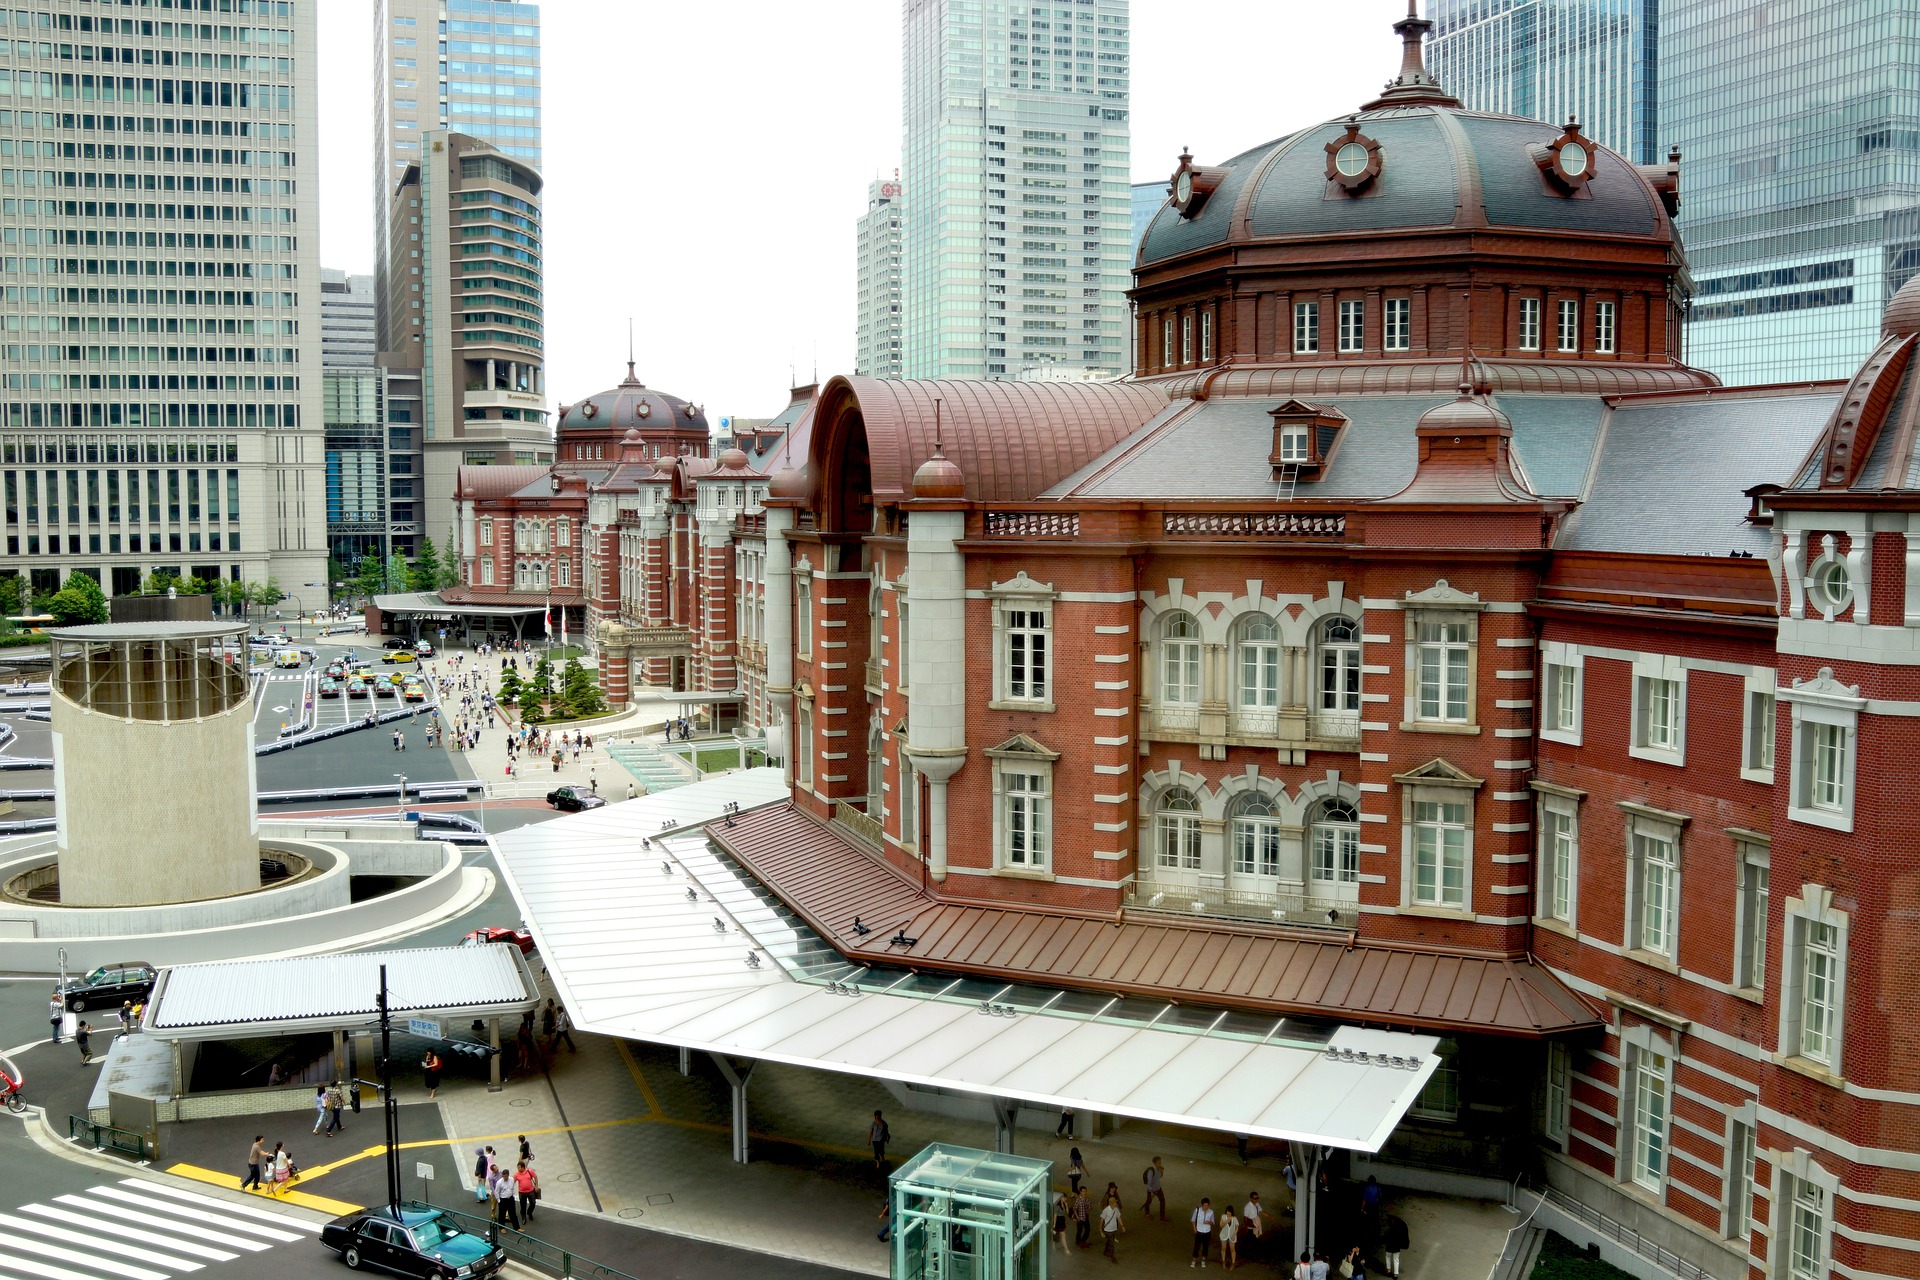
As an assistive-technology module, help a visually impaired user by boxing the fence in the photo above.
[1535,1182,1715,1280]
[68,1113,152,1164]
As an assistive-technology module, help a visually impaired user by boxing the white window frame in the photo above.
[1621,1036,1672,1193]
[1724,1110,1756,1240]
[1231,792,1282,879]
[1622,803,1687,962]
[1277,422,1312,463]
[1337,298,1364,352]
[1198,309,1213,361]
[1593,300,1616,353]
[1414,618,1473,724]
[1309,797,1360,891]
[899,758,919,851]
[1540,641,1582,745]
[1317,614,1362,720]
[478,518,493,546]
[1384,296,1410,351]
[1162,316,1174,368]
[1741,670,1776,783]
[1293,300,1319,354]
[1395,767,1481,915]
[1734,838,1769,995]
[1236,614,1282,713]
[1628,654,1687,767]
[1556,297,1578,351]
[794,703,814,788]
[990,575,1056,711]
[1159,611,1202,708]
[1155,786,1203,872]
[1536,791,1579,927]
[480,559,494,586]
[1783,671,1862,833]
[986,739,1058,876]
[1779,885,1848,1075]
[1519,296,1542,351]
[1772,1153,1838,1280]
[794,574,813,659]
[1543,1040,1570,1145]
[1180,312,1193,363]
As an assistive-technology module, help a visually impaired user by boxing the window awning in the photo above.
[490,772,1444,1154]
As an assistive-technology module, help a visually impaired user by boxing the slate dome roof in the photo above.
[555,363,708,435]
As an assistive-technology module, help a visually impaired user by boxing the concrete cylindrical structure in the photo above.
[50,621,259,905]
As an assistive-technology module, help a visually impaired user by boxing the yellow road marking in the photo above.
[164,1162,361,1216]
[614,1040,661,1116]
[291,1117,653,1182]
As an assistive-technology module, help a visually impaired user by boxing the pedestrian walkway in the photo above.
[0,1176,320,1280]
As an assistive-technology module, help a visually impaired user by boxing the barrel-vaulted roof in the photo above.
[812,376,1170,505]
[454,464,549,502]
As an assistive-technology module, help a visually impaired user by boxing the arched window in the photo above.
[1318,615,1361,731]
[1155,786,1202,872]
[1309,798,1361,893]
[1231,792,1281,879]
[867,726,884,817]
[1161,611,1201,706]
[513,561,527,589]
[1237,614,1281,712]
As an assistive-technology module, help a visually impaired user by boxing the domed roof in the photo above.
[1418,392,1512,435]
[556,363,708,435]
[1138,11,1671,271]
[912,449,966,500]
[719,447,749,470]
[1885,272,1920,339]
[768,464,809,502]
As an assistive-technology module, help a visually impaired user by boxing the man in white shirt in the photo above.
[1241,1191,1266,1261]
[1189,1196,1215,1268]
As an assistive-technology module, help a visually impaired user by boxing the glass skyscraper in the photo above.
[856,178,904,379]
[1665,0,1920,386]
[901,0,1132,381]
[1426,0,1660,164]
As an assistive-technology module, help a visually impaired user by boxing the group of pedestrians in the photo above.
[311,1080,351,1137]
[473,1136,541,1229]
[238,1134,299,1194]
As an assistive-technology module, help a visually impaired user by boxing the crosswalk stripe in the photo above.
[86,1190,302,1244]
[0,1230,168,1280]
[18,1207,235,1264]
[112,1182,320,1235]
[46,1198,267,1255]
[0,1254,126,1280]
[1,1218,203,1272]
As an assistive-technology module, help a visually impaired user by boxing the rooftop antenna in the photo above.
[623,317,639,386]
[933,396,945,458]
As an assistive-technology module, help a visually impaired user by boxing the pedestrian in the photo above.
[518,1134,534,1167]
[1342,1245,1367,1279]
[118,1001,133,1036]
[325,1081,346,1136]
[75,1019,92,1065]
[1242,1192,1266,1261]
[1360,1175,1382,1221]
[514,1159,538,1223]
[311,1084,328,1134]
[422,1049,443,1100]
[1067,1147,1086,1194]
[1190,1196,1215,1268]
[540,998,557,1041]
[241,1134,266,1191]
[1072,1186,1092,1249]
[1381,1214,1409,1277]
[1101,1191,1125,1263]
[552,1004,576,1053]
[1052,1192,1070,1254]
[877,1197,896,1244]
[628,782,636,801]
[1219,1205,1240,1270]
[1143,1155,1167,1220]
[1056,1106,1075,1137]
[1295,1253,1314,1280]
[472,1147,492,1203]
[869,1108,891,1170]
[48,992,62,1044]
[492,1167,519,1230]
[272,1144,296,1194]
[1311,1250,1331,1280]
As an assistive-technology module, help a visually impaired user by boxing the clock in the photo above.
[1324,122,1383,193]
[580,401,598,419]
[1539,118,1597,195]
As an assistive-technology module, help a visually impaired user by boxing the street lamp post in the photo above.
[394,773,408,821]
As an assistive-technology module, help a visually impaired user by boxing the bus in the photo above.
[4,614,54,634]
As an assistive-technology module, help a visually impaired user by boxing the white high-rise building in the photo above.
[0,1,325,602]
[856,178,904,379]
[901,0,1132,381]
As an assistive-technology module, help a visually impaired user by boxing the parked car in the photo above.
[325,661,347,679]
[414,640,434,656]
[381,638,413,651]
[318,679,341,699]
[373,679,397,698]
[247,635,274,648]
[403,682,426,703]
[461,927,535,954]
[319,1204,505,1280]
[346,678,369,699]
[381,650,417,665]
[546,785,605,813]
[59,961,156,1013]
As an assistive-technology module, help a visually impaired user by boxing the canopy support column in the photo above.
[991,1097,1021,1155]
[1289,1141,1324,1263]
[487,1017,502,1092]
[677,1046,692,1076]
[709,1054,755,1164]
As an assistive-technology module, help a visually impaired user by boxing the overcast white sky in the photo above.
[314,2,1392,422]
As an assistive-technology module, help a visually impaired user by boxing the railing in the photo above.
[1311,711,1361,740]
[1535,1183,1714,1280]
[864,658,883,695]
[1231,708,1280,738]
[1151,706,1199,733]
[68,1114,152,1164]
[983,511,1080,538]
[413,1201,645,1280]
[1128,875,1358,928]
[833,799,884,849]
[1163,512,1347,539]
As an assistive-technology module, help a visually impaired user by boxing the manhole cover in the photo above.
[616,1208,644,1219]
[557,1173,581,1182]
[508,1098,532,1107]
[646,1194,674,1206]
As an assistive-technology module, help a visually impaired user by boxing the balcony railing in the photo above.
[1151,706,1199,734]
[864,658,883,696]
[1128,874,1358,929]
[1231,708,1280,738]
[1311,711,1361,740]
[983,511,1081,538]
[833,800,884,850]
[1163,512,1346,539]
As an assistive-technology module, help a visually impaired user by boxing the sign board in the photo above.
[416,1162,435,1182]
[406,1017,444,1040]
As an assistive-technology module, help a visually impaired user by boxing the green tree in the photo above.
[518,682,544,725]
[140,570,180,597]
[258,577,284,608]
[408,536,444,593]
[354,554,385,605]
[45,583,108,625]
[178,575,213,599]
[0,575,22,618]
[562,657,605,717]
[384,553,410,596]
[497,665,523,705]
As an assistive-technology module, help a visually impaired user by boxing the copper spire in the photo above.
[1361,0,1460,111]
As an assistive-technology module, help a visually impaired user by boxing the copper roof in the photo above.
[455,464,552,501]
[1144,361,1716,400]
[814,376,1170,504]
[712,806,1601,1039]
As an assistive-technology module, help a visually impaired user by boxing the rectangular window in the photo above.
[1384,296,1410,350]
[1416,621,1471,722]
[795,707,813,787]
[1556,298,1578,351]
[1410,1039,1460,1121]
[1736,852,1769,991]
[1162,316,1174,367]
[1727,1120,1755,1238]
[1630,1049,1669,1190]
[1544,1040,1570,1143]
[1631,827,1679,957]
[1338,298,1363,352]
[1594,300,1617,353]
[1003,768,1050,868]
[1519,297,1541,351]
[1180,312,1192,363]
[1785,1177,1827,1280]
[1745,688,1775,779]
[1800,920,1839,1065]
[1541,802,1577,923]
[1293,301,1319,354]
[1198,310,1213,361]
[1809,721,1846,812]
[1412,800,1467,908]
[479,519,492,545]
[1638,676,1682,751]
[1544,660,1579,736]
[1278,423,1311,463]
[1004,605,1050,702]
[795,580,812,656]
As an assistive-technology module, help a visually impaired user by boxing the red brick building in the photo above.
[697,17,1919,1280]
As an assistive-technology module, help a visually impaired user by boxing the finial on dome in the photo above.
[913,396,966,500]
[620,360,644,389]
[1361,0,1461,111]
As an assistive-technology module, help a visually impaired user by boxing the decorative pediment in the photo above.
[990,570,1056,598]
[983,732,1061,763]
[1391,758,1485,790]
[1403,578,1485,611]
[1783,666,1864,709]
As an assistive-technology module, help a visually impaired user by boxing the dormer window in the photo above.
[1268,399,1349,481]
[1279,424,1311,463]
[1746,485,1779,526]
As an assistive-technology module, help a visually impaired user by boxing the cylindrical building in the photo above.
[49,622,259,905]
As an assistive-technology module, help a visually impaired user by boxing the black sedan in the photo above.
[320,1205,504,1280]
[59,961,157,1013]
[546,785,605,812]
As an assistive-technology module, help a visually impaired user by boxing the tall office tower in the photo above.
[1426,0,1660,164]
[322,270,388,571]
[855,177,904,379]
[901,0,1132,381]
[1665,1,1920,385]
[0,2,325,604]
[382,131,548,555]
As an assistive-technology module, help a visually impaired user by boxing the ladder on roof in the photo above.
[1277,463,1299,501]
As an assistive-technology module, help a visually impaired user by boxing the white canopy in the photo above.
[492,771,1441,1153]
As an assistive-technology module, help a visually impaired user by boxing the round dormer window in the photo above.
[580,401,597,419]
[1334,142,1370,177]
[1814,558,1852,612]
[1558,141,1589,177]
